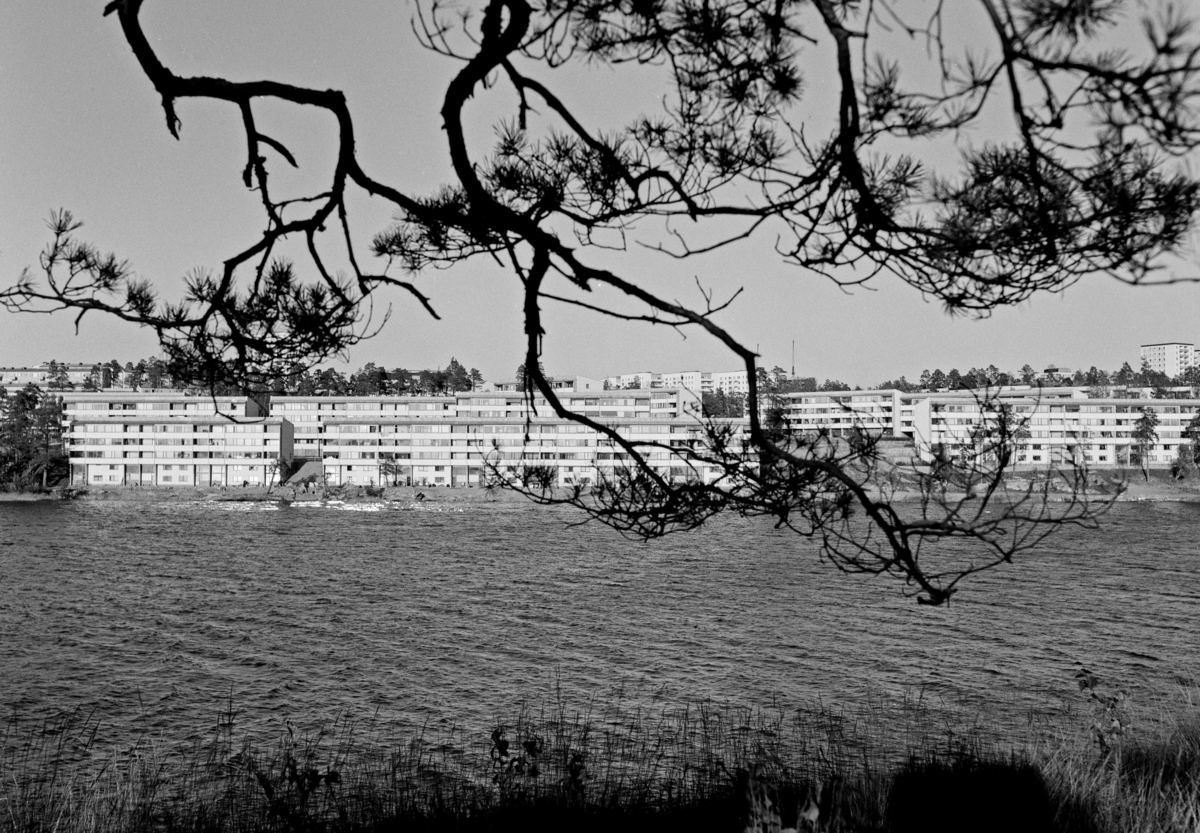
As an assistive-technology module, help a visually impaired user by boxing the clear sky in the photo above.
[3,1,1199,386]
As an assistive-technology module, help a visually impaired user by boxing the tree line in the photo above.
[47,357,487,396]
[878,360,1200,397]
[701,357,1200,419]
[0,384,67,491]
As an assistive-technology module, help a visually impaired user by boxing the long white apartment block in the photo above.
[58,384,1200,489]
[272,387,708,488]
[786,388,1200,469]
[785,390,902,436]
[456,388,700,420]
[321,415,742,488]
[62,393,292,487]
[62,391,269,421]
[271,388,698,459]
[1141,342,1196,378]
[2,363,96,387]
[59,389,708,488]
[316,388,703,487]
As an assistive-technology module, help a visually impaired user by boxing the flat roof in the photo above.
[271,396,451,403]
[69,415,289,425]
[320,416,744,426]
[61,391,251,401]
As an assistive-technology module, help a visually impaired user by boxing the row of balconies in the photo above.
[71,441,282,446]
[74,451,278,460]
[71,427,276,436]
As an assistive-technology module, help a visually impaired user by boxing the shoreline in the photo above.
[0,484,530,504]
[4,477,1199,504]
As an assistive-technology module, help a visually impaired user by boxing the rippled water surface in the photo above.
[2,498,1198,747]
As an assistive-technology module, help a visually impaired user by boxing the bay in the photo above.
[1,498,1197,753]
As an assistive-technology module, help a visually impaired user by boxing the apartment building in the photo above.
[1,363,95,388]
[1039,365,1072,381]
[321,415,740,488]
[62,391,268,421]
[457,388,699,420]
[604,371,660,390]
[657,371,713,394]
[1141,342,1196,378]
[710,370,750,396]
[270,396,455,458]
[786,387,1200,468]
[62,393,292,487]
[784,390,902,436]
[602,369,751,395]
[268,388,698,460]
[277,388,705,487]
[491,375,603,392]
[314,387,707,487]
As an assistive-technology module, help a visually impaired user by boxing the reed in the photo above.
[2,687,1197,833]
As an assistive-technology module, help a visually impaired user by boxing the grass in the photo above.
[2,686,1198,833]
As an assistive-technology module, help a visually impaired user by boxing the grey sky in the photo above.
[3,1,1198,385]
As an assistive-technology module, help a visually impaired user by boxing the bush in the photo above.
[886,752,1055,833]
[1170,443,1199,480]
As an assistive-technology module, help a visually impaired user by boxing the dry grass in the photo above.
[2,688,1197,833]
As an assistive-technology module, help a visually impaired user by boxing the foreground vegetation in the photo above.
[0,384,67,491]
[3,681,1197,833]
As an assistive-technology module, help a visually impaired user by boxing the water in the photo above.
[1,497,1198,751]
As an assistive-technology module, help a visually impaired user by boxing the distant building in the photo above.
[491,375,602,393]
[604,372,660,390]
[0,362,95,388]
[710,370,749,396]
[785,386,1200,469]
[1141,342,1195,378]
[658,371,711,394]
[1039,364,1072,381]
[603,369,750,395]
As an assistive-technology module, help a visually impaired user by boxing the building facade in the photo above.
[785,387,1200,469]
[710,370,750,396]
[657,371,712,394]
[59,389,708,488]
[62,382,1198,490]
[62,392,292,487]
[491,375,603,392]
[1141,343,1196,378]
[603,372,660,390]
[602,369,750,395]
[1,363,95,388]
[320,414,739,488]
